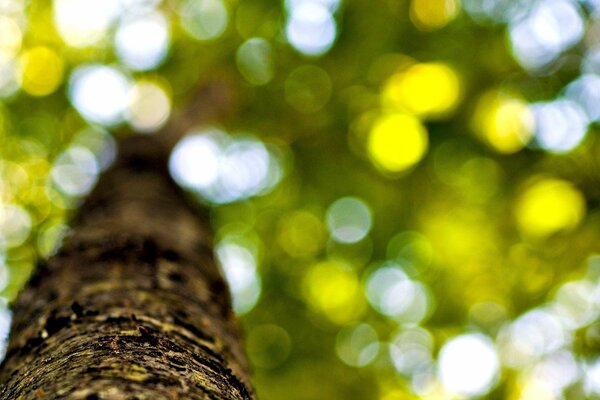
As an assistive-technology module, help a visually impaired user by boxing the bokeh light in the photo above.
[169,129,283,204]
[498,308,567,368]
[69,65,131,126]
[37,222,69,258]
[508,0,585,70]
[285,0,341,12]
[0,205,31,248]
[303,261,365,324]
[51,146,99,198]
[583,46,600,74]
[365,263,433,323]
[285,1,337,56]
[410,0,460,31]
[335,323,379,367]
[565,74,600,122]
[179,0,228,41]
[515,178,585,238]
[170,131,221,189]
[463,0,528,23]
[0,52,19,97]
[0,16,22,55]
[326,197,372,244]
[126,80,171,132]
[115,12,170,71]
[382,62,461,118]
[19,47,64,97]
[0,303,11,360]
[70,127,117,171]
[216,240,261,314]
[585,359,600,396]
[236,38,274,86]
[531,99,589,153]
[471,91,534,153]
[389,327,433,376]
[438,334,499,397]
[515,353,580,399]
[53,0,121,47]
[553,280,598,329]
[367,113,428,173]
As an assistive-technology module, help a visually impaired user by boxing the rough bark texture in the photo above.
[0,136,254,399]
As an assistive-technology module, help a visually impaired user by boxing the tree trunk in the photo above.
[0,136,254,399]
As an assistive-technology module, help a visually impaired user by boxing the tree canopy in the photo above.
[1,0,600,398]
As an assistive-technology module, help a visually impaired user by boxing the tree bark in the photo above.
[0,135,254,399]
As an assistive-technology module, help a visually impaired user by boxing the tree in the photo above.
[0,85,255,397]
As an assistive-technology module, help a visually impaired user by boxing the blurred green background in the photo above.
[3,0,600,398]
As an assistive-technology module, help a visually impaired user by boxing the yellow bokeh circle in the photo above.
[515,178,585,238]
[303,261,365,324]
[367,113,429,173]
[472,91,534,154]
[410,0,461,31]
[382,62,461,118]
[19,47,64,97]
